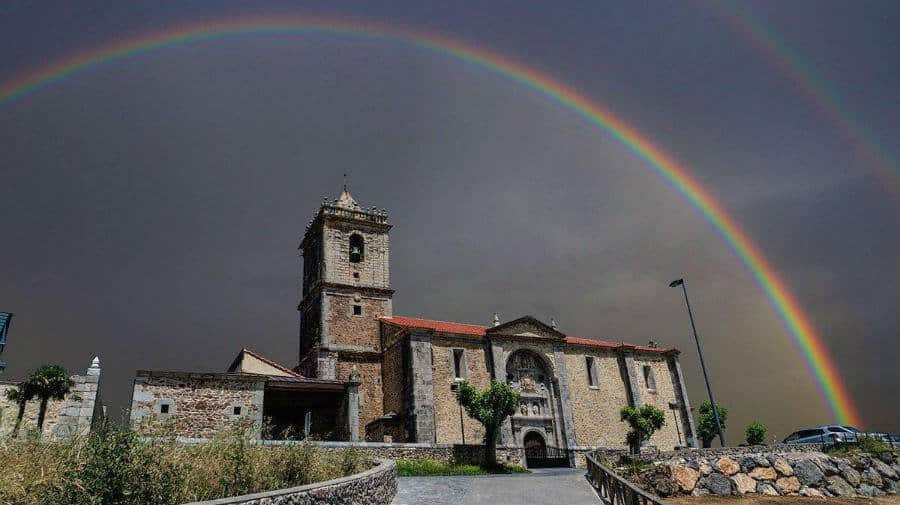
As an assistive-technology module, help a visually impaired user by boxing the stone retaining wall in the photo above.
[181,459,397,505]
[171,438,526,466]
[640,450,899,499]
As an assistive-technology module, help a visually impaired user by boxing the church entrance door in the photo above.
[523,431,567,468]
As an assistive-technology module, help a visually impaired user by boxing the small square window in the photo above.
[353,272,360,279]
[353,305,362,316]
[160,404,170,414]
[233,406,242,416]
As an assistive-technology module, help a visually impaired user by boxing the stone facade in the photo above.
[564,348,631,448]
[182,458,397,505]
[129,187,697,467]
[131,371,266,439]
[0,357,103,440]
[431,338,490,445]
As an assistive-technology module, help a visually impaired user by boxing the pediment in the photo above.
[485,316,566,340]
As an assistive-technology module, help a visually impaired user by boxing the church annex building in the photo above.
[130,187,698,465]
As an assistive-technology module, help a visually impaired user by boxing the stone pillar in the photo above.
[347,366,362,442]
[52,356,102,440]
[668,353,697,447]
[489,341,514,445]
[317,350,337,379]
[405,330,435,443]
[552,346,577,467]
[618,351,643,408]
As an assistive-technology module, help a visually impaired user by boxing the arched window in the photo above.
[349,234,364,263]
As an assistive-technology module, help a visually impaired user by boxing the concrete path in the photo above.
[392,468,600,505]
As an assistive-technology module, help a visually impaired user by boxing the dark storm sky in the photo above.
[1,1,898,442]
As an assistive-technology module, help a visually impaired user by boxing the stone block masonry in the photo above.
[182,459,397,505]
[0,357,103,440]
[638,448,900,498]
[131,371,265,439]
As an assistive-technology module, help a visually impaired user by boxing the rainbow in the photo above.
[710,0,900,203]
[0,15,863,426]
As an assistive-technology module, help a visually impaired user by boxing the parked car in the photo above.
[841,426,893,443]
[780,425,858,444]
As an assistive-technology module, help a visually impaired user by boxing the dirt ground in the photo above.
[669,496,900,505]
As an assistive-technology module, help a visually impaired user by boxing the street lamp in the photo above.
[669,278,726,447]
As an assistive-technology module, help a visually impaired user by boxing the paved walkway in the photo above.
[392,468,600,505]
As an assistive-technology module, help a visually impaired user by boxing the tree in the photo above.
[5,381,32,438]
[745,421,767,446]
[455,380,520,467]
[620,405,666,454]
[25,365,73,433]
[697,401,728,448]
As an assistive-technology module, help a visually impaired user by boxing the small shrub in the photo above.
[697,401,728,448]
[745,422,767,445]
[620,405,665,454]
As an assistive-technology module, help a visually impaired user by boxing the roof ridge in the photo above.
[381,315,487,328]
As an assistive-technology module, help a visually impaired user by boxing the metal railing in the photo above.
[585,454,669,505]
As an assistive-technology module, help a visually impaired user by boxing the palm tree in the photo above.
[4,382,31,438]
[26,365,73,433]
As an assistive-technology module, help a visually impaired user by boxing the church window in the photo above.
[349,234,364,263]
[452,348,466,379]
[353,305,362,316]
[585,356,598,387]
[643,365,657,391]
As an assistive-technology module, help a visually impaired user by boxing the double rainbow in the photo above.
[0,15,862,426]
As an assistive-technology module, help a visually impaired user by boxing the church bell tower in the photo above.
[298,186,393,379]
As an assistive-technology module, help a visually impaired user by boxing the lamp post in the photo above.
[669,278,726,447]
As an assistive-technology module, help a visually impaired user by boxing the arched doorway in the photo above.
[523,431,547,467]
[523,430,568,468]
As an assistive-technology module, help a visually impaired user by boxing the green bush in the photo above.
[620,405,665,454]
[745,422,767,446]
[697,401,728,448]
[0,427,372,505]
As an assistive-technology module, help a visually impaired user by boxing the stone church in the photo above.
[130,187,697,458]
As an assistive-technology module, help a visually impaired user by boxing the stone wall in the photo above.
[335,357,383,439]
[640,449,900,498]
[322,219,390,289]
[0,357,102,440]
[564,348,631,449]
[631,355,685,450]
[431,338,490,445]
[182,458,397,505]
[325,293,389,349]
[131,371,265,439]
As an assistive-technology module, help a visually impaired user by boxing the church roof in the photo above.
[380,315,674,353]
[380,316,487,336]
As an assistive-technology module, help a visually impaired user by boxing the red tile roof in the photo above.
[379,316,487,336]
[381,316,672,353]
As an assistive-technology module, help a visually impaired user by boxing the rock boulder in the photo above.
[826,475,855,497]
[731,473,756,494]
[794,459,825,486]
[775,476,801,494]
[715,457,740,476]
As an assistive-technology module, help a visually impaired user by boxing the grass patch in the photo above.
[396,458,529,477]
[826,435,893,456]
[0,427,370,505]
